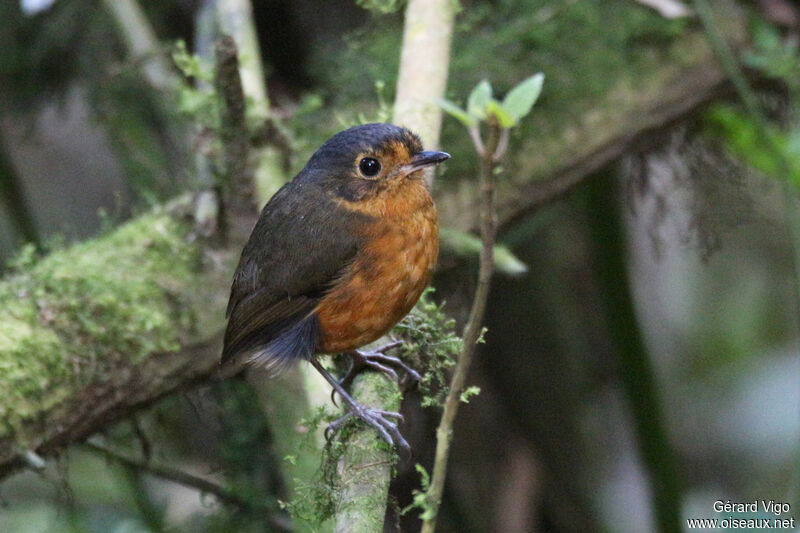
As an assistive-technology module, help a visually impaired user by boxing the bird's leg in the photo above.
[337,340,422,394]
[311,358,409,450]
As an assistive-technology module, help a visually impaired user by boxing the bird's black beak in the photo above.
[401,150,450,178]
[409,150,451,169]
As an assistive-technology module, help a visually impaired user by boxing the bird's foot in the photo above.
[324,406,409,451]
[311,358,411,451]
[338,340,421,394]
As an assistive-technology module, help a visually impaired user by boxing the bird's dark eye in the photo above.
[358,157,381,177]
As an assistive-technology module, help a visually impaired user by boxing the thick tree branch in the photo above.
[0,200,238,480]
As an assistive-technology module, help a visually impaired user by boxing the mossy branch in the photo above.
[332,375,400,532]
[0,200,238,480]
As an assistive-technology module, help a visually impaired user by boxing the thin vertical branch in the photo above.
[588,173,682,533]
[421,121,501,533]
[215,0,287,200]
[393,0,456,153]
[215,36,258,228]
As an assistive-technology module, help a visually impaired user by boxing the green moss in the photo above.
[395,289,462,407]
[0,211,197,437]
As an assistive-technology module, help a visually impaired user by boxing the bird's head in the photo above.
[301,123,450,202]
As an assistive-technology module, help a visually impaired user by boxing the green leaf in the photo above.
[486,99,515,128]
[415,463,431,490]
[502,73,545,123]
[493,244,528,275]
[751,18,781,53]
[460,386,481,403]
[705,104,800,188]
[439,228,528,276]
[436,98,476,127]
[467,80,493,120]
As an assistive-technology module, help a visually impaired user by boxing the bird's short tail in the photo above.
[220,313,320,377]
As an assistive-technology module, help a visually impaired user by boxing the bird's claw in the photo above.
[324,407,409,451]
[330,341,419,406]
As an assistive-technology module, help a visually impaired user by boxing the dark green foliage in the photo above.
[210,379,291,531]
[0,1,106,106]
[746,18,800,94]
[705,104,800,188]
[705,17,800,190]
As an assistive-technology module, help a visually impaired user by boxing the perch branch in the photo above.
[421,121,501,533]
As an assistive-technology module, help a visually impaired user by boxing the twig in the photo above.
[215,36,258,225]
[129,416,152,462]
[84,441,243,507]
[421,120,502,533]
[18,449,46,471]
[83,441,292,531]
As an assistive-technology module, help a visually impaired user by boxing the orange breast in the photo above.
[315,186,438,353]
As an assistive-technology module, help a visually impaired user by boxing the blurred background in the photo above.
[0,0,798,532]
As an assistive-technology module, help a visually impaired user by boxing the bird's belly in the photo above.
[315,213,438,353]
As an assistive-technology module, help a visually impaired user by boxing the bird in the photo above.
[221,123,449,449]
